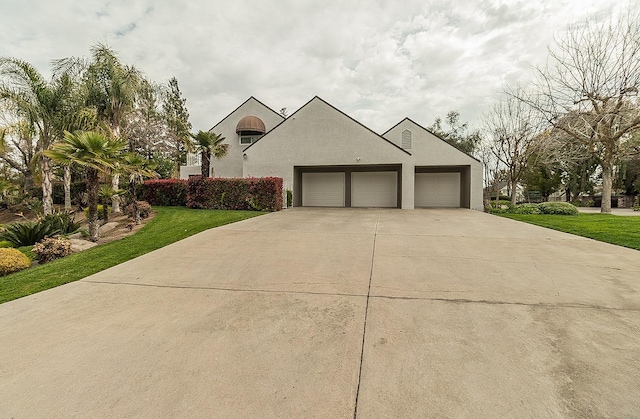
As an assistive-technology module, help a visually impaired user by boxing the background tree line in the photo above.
[482,7,640,212]
[0,43,193,217]
[425,7,640,214]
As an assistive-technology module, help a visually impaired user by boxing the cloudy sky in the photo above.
[0,0,629,133]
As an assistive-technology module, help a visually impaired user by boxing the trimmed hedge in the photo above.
[538,202,579,215]
[140,179,188,206]
[0,248,30,276]
[486,201,578,215]
[186,177,282,212]
[485,199,514,213]
[512,203,541,214]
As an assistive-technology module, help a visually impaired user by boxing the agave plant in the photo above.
[40,212,81,235]
[0,220,60,247]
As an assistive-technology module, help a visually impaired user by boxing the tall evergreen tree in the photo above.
[124,79,165,157]
[162,77,192,177]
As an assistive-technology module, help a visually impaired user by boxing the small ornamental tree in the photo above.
[46,131,126,242]
[122,153,157,224]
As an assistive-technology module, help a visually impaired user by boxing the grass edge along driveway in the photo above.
[499,213,640,251]
[0,207,263,304]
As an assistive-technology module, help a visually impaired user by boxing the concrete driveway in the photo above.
[1,208,639,418]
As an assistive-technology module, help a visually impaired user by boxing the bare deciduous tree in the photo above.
[483,90,545,206]
[513,9,640,212]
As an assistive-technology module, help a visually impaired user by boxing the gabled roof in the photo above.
[208,96,284,133]
[383,117,482,163]
[243,96,411,155]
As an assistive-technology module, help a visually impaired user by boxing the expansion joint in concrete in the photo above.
[352,213,379,419]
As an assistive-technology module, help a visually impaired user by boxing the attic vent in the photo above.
[402,130,412,149]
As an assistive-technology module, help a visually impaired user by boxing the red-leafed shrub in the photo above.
[186,177,282,212]
[249,177,283,211]
[140,179,188,206]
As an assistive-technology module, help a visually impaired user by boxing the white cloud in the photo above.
[0,0,629,133]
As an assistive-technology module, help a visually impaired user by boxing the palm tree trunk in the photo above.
[87,168,100,242]
[102,200,109,222]
[201,151,210,178]
[64,166,72,211]
[41,154,53,215]
[131,183,141,225]
[111,174,121,213]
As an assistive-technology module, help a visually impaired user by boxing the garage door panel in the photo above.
[302,172,345,207]
[415,172,460,208]
[352,172,397,208]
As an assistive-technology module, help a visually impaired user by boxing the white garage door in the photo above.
[351,171,398,208]
[415,172,460,207]
[302,172,345,207]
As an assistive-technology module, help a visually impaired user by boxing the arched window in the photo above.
[236,116,266,145]
[402,129,412,150]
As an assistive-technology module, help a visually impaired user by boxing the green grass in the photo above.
[0,207,263,304]
[499,213,640,251]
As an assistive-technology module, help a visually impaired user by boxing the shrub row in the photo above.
[140,179,188,206]
[140,177,283,212]
[486,201,579,216]
[186,177,283,211]
[538,202,580,215]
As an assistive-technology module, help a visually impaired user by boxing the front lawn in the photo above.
[0,207,263,304]
[499,213,640,251]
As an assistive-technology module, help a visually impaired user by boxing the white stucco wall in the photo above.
[183,97,284,179]
[383,119,484,211]
[179,165,201,179]
[470,163,484,211]
[242,97,413,207]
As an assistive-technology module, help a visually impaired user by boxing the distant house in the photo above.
[181,96,483,210]
[484,181,525,202]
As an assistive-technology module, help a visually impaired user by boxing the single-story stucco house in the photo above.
[180,96,483,210]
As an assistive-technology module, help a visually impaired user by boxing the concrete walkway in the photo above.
[1,208,639,418]
[578,207,640,216]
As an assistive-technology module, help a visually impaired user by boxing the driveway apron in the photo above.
[0,208,639,418]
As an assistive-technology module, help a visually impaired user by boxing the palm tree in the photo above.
[0,58,75,214]
[54,78,98,211]
[97,185,124,222]
[86,45,141,213]
[45,131,126,242]
[56,43,142,213]
[122,153,157,224]
[191,130,229,178]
